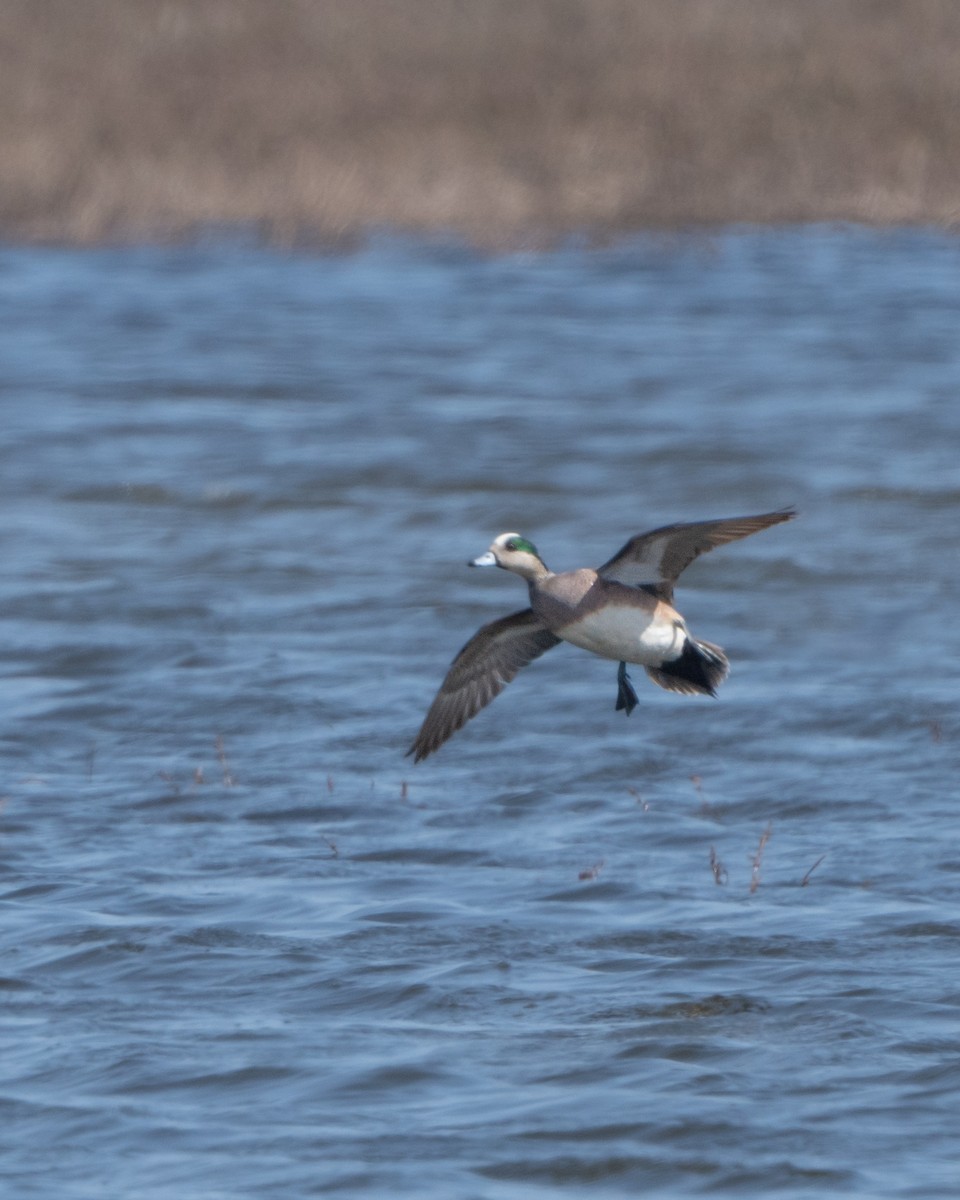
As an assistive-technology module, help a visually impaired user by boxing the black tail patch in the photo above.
[645,637,729,697]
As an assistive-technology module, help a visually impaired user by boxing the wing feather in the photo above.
[407,609,561,762]
[598,509,795,595]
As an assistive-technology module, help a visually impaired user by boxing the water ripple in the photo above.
[1,230,959,1198]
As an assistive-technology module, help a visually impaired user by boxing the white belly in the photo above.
[559,604,684,664]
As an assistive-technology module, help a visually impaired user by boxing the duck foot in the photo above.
[615,661,639,716]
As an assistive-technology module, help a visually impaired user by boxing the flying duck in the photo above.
[408,509,795,762]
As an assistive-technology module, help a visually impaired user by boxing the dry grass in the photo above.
[4,0,960,246]
[749,823,773,893]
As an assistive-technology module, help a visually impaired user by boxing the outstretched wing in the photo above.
[407,609,561,762]
[598,509,795,597]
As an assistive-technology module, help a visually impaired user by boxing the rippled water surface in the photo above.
[2,229,959,1198]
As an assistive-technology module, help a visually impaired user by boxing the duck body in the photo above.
[530,571,684,664]
[408,510,795,762]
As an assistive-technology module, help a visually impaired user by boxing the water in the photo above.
[1,228,958,1198]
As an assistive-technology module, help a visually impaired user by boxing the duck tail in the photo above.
[645,637,729,697]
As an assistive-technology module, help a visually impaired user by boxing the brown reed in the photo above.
[4,0,960,246]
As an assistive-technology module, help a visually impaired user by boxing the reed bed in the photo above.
[4,0,960,245]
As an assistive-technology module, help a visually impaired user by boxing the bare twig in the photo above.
[578,860,604,882]
[215,735,234,787]
[749,823,773,893]
[628,787,649,811]
[709,845,728,885]
[800,853,827,887]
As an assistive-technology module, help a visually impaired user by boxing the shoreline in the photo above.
[5,220,957,258]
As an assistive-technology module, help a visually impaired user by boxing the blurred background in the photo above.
[2,5,959,1199]
[3,0,960,245]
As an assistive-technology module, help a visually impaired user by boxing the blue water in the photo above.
[1,229,958,1198]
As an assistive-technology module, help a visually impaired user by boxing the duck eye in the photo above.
[504,536,537,555]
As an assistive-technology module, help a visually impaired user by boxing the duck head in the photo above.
[470,532,547,581]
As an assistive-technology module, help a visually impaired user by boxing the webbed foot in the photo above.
[615,661,639,716]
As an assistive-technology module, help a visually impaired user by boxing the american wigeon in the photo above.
[408,509,795,762]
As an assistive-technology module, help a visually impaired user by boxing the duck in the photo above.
[407,509,795,762]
